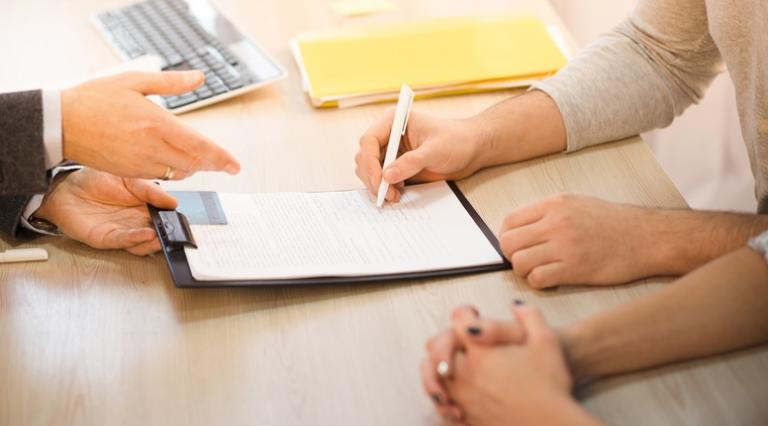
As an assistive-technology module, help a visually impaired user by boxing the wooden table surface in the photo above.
[1,1,767,425]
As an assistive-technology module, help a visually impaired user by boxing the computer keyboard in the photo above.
[94,0,286,113]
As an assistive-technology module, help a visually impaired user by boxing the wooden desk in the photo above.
[1,1,766,425]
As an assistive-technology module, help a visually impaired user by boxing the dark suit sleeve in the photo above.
[0,89,48,196]
[0,194,35,241]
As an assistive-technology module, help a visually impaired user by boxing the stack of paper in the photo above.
[291,15,569,108]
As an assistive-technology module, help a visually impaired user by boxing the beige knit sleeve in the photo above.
[532,0,725,151]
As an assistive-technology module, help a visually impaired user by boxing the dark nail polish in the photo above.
[513,299,525,306]
[431,394,442,404]
[467,326,482,336]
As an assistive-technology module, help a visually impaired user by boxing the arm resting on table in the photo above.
[562,245,768,382]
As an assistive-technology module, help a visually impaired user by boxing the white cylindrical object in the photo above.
[0,248,49,264]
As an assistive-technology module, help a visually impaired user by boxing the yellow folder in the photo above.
[292,15,568,107]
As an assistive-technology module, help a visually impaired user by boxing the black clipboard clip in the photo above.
[153,209,198,251]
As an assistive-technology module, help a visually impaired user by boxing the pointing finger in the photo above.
[159,117,240,174]
[117,70,205,96]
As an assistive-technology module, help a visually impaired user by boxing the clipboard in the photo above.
[149,181,511,288]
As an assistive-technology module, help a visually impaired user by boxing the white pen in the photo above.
[377,83,415,208]
[0,248,49,264]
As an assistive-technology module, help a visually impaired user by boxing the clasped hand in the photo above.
[421,305,579,426]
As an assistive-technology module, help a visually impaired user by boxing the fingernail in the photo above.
[226,163,240,174]
[467,326,482,336]
[513,299,525,306]
[469,306,480,317]
[436,360,450,378]
[431,394,443,404]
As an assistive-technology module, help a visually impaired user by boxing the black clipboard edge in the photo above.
[446,181,508,262]
[149,182,511,288]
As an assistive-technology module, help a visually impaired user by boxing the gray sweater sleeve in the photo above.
[532,0,724,151]
[0,89,49,194]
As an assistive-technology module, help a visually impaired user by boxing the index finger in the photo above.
[501,199,550,232]
[426,328,462,380]
[160,117,240,174]
[356,109,396,193]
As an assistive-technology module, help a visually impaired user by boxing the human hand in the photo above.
[444,305,591,426]
[355,110,489,202]
[34,168,178,255]
[61,71,241,180]
[421,304,526,423]
[500,193,659,288]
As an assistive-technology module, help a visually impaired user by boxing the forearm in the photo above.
[643,208,768,275]
[470,90,567,166]
[562,247,768,382]
[469,0,723,162]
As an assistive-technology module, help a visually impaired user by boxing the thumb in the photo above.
[382,147,431,185]
[125,179,178,209]
[119,70,204,95]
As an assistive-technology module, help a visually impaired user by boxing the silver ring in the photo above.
[161,166,176,181]
[436,360,450,378]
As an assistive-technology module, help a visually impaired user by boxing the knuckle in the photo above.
[187,156,205,171]
[408,150,424,165]
[547,192,573,208]
[549,210,572,231]
[527,270,547,288]
[501,213,515,230]
[137,119,161,137]
[498,234,512,257]
[450,306,469,321]
[510,251,529,274]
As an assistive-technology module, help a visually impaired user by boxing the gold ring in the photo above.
[161,166,176,181]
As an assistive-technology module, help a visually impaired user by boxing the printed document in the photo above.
[184,181,504,280]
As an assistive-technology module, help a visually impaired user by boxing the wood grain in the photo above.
[1,1,766,425]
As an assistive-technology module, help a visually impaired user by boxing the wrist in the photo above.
[465,113,499,169]
[635,208,692,276]
[558,323,598,386]
[33,169,76,225]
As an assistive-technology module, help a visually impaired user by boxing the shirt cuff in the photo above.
[20,165,83,236]
[42,89,63,170]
